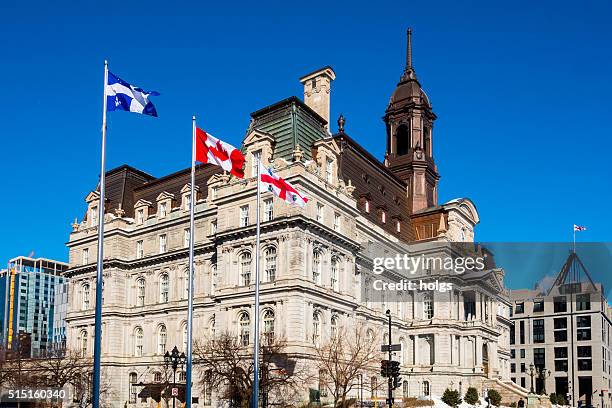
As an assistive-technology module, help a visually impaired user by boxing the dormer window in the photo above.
[184,194,191,211]
[90,206,98,227]
[381,211,387,224]
[82,248,89,265]
[136,209,144,225]
[396,220,401,233]
[325,158,333,183]
[365,200,370,213]
[252,150,262,178]
[159,202,167,218]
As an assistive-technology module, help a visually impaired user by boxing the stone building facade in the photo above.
[64,31,515,407]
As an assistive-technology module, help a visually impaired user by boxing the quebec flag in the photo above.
[106,71,159,117]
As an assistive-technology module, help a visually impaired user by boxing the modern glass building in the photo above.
[0,256,69,357]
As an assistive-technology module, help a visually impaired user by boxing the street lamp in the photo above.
[164,345,186,408]
[528,364,536,394]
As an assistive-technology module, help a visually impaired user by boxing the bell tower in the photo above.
[384,28,439,212]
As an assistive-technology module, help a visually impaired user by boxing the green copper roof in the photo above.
[248,96,328,161]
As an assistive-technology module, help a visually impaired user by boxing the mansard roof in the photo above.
[248,96,328,162]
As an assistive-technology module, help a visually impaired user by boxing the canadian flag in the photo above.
[259,163,309,207]
[574,224,587,231]
[195,128,245,178]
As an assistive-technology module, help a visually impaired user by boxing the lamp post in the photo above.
[537,368,551,395]
[164,345,186,408]
[528,363,536,394]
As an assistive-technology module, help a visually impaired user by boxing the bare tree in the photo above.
[194,331,303,407]
[313,325,381,407]
[71,367,113,408]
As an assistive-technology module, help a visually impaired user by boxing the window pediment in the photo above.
[85,191,100,204]
[156,191,175,202]
[134,199,152,209]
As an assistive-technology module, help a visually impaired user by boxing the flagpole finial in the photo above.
[406,27,412,70]
[104,59,108,66]
[192,115,196,121]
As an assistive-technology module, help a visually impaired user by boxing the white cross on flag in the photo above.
[259,163,309,207]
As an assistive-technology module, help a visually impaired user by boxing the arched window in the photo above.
[153,371,162,382]
[396,124,410,156]
[129,372,138,403]
[264,247,277,282]
[239,252,252,286]
[422,380,430,396]
[263,310,275,345]
[134,327,144,357]
[136,278,145,306]
[366,329,375,344]
[313,312,321,345]
[204,369,213,405]
[160,274,169,303]
[330,257,339,291]
[403,380,409,397]
[182,324,188,352]
[210,264,217,295]
[312,250,321,285]
[423,126,430,156]
[423,292,434,319]
[330,315,338,338]
[80,330,88,357]
[158,325,167,354]
[82,283,90,310]
[239,313,250,346]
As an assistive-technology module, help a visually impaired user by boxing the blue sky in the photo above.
[0,0,610,289]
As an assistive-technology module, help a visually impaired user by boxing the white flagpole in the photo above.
[185,116,197,407]
[92,59,109,408]
[253,156,262,407]
[573,227,576,254]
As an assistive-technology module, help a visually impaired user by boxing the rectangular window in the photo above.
[381,211,386,224]
[326,158,333,183]
[533,319,545,343]
[184,228,190,248]
[240,205,249,227]
[184,194,191,211]
[555,347,568,359]
[554,317,567,329]
[159,234,167,254]
[316,203,323,222]
[577,346,592,370]
[333,213,340,231]
[520,349,526,358]
[534,348,545,369]
[252,150,261,177]
[554,296,567,313]
[520,363,526,373]
[577,315,592,340]
[82,248,89,265]
[515,302,524,314]
[136,208,144,225]
[90,206,98,227]
[520,377,525,388]
[396,220,401,233]
[554,330,568,342]
[555,360,568,372]
[365,200,370,213]
[576,294,590,311]
[159,202,167,218]
[519,321,525,344]
[510,324,515,345]
[511,349,516,359]
[533,300,544,313]
[511,363,516,373]
[136,240,144,259]
[264,199,273,222]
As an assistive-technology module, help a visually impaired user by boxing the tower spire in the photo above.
[403,27,417,80]
[406,27,412,70]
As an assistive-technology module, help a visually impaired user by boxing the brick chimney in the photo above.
[299,66,336,130]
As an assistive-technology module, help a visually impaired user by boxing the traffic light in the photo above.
[390,360,401,389]
[392,375,401,389]
[380,360,390,377]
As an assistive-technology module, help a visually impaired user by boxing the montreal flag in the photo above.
[259,163,309,208]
